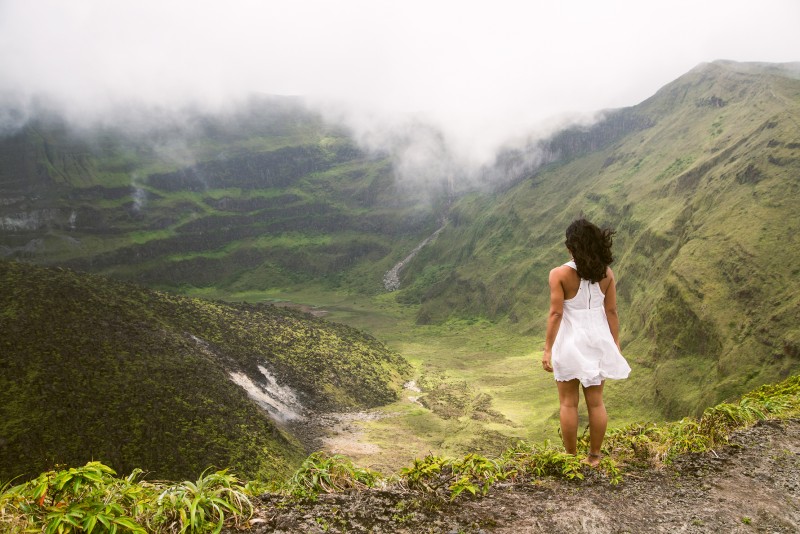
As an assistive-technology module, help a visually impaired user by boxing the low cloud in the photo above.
[1,0,798,179]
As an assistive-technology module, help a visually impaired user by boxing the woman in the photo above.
[541,218,631,466]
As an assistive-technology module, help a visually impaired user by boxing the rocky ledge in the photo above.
[229,418,799,533]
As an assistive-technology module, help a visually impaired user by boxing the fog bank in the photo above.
[1,0,798,168]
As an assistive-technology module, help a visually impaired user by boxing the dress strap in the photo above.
[564,260,577,270]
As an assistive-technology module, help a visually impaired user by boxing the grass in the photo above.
[285,452,381,499]
[603,375,800,466]
[128,229,175,245]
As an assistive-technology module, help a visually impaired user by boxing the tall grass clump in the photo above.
[502,442,591,481]
[284,452,381,500]
[149,469,253,533]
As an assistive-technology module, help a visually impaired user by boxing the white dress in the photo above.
[552,261,631,387]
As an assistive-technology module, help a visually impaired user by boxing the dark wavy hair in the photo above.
[565,218,615,283]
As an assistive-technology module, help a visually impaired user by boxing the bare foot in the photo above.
[582,453,601,467]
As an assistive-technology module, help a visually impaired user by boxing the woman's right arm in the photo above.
[542,268,565,372]
[603,267,621,350]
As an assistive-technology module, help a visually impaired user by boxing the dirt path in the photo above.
[238,418,800,533]
[312,411,385,457]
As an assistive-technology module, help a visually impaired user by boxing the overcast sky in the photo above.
[1,0,798,162]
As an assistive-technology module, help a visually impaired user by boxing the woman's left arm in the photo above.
[603,268,621,350]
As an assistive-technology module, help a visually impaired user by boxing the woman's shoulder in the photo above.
[550,263,574,275]
[549,263,578,284]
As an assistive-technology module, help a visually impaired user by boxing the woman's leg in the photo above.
[556,379,580,454]
[582,382,607,462]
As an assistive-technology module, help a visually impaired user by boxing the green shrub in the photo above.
[399,453,515,500]
[0,462,145,533]
[284,452,380,499]
[0,462,252,533]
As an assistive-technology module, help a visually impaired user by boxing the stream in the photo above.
[383,219,447,291]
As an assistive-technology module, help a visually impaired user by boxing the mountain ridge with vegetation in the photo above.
[398,60,800,417]
[0,259,411,482]
[0,96,448,294]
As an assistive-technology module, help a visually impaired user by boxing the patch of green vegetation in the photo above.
[400,453,519,500]
[655,155,696,182]
[249,232,332,249]
[395,263,455,305]
[127,229,175,244]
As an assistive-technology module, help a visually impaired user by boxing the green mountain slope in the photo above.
[400,61,800,416]
[0,259,410,481]
[0,97,446,293]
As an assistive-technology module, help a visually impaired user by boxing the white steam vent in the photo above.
[229,365,305,423]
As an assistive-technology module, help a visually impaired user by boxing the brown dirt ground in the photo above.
[229,418,800,533]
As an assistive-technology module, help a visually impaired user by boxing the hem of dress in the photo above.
[554,372,630,387]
